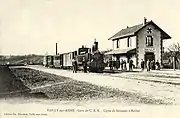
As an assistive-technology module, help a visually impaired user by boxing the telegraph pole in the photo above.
[56,43,58,55]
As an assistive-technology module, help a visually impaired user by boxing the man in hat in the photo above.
[140,59,145,71]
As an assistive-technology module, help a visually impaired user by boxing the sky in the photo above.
[0,0,180,55]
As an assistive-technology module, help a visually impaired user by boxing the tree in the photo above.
[168,42,180,69]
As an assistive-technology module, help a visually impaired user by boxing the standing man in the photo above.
[124,60,127,71]
[115,59,120,70]
[72,58,75,73]
[121,59,124,71]
[72,58,77,73]
[146,59,151,71]
[140,59,145,71]
[151,60,155,70]
[109,59,114,72]
[82,57,87,73]
[155,60,160,70]
[74,58,78,73]
[129,59,133,71]
[109,59,112,70]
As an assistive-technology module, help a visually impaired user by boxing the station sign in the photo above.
[144,48,155,52]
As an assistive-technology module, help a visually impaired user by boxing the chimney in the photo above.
[55,43,58,55]
[143,17,147,25]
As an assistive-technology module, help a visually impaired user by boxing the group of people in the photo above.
[140,59,160,71]
[72,57,87,73]
[109,59,134,71]
[108,58,161,72]
[73,57,161,73]
[120,59,127,71]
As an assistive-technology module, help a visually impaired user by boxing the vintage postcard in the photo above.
[0,0,180,118]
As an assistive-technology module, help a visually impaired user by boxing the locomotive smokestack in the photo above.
[56,43,58,55]
[94,39,98,50]
[92,39,98,52]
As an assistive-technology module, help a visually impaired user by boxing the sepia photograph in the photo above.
[0,0,180,117]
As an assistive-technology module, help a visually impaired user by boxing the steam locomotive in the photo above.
[43,41,105,72]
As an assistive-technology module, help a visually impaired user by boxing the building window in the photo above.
[116,40,119,48]
[147,27,152,34]
[127,38,130,47]
[127,37,131,47]
[146,35,153,46]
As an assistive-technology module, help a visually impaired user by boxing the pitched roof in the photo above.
[108,21,171,40]
[105,47,136,55]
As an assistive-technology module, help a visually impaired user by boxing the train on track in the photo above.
[43,41,106,72]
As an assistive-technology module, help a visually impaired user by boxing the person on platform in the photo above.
[124,60,127,71]
[109,59,114,72]
[109,60,112,70]
[82,57,87,73]
[129,59,133,71]
[115,60,120,70]
[121,59,124,70]
[72,58,78,73]
[146,59,151,71]
[140,59,145,71]
[155,60,160,70]
[151,60,155,70]
[72,58,75,73]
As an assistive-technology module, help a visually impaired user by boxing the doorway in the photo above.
[144,52,155,63]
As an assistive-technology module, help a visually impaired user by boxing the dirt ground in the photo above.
[1,65,180,105]
[22,65,180,105]
[0,66,31,98]
[1,66,180,118]
[9,68,166,105]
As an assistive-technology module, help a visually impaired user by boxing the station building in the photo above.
[106,18,171,68]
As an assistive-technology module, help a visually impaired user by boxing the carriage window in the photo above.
[146,35,153,46]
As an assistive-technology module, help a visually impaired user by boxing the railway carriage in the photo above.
[43,55,54,67]
[62,52,75,69]
[53,54,63,68]
[43,40,106,72]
